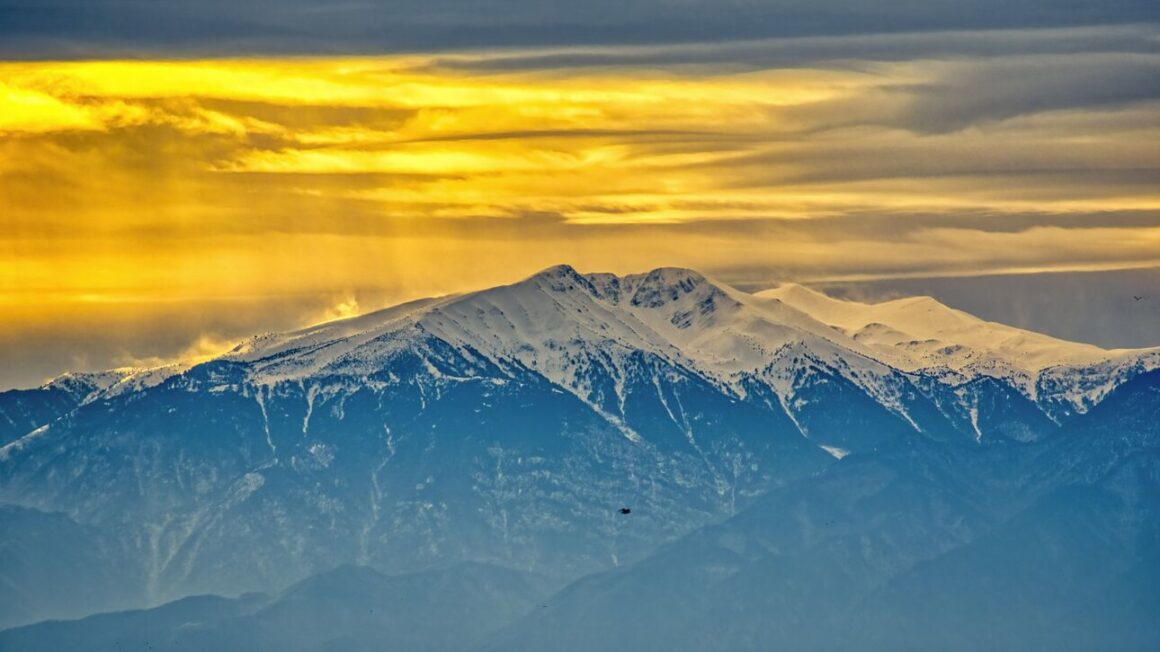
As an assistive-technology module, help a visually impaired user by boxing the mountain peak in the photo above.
[624,267,708,308]
[627,267,706,284]
[526,263,581,281]
[518,265,715,309]
[523,264,591,292]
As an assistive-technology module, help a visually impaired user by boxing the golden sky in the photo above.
[2,29,1159,386]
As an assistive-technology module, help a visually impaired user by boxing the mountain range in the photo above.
[1,265,1157,650]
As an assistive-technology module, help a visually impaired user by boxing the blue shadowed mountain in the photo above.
[0,562,552,652]
[0,266,1156,648]
[480,370,1160,652]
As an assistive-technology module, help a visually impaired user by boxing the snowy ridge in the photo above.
[759,283,1130,374]
[759,282,1159,410]
[42,370,136,402]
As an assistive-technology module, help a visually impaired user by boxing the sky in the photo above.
[1,1,1158,389]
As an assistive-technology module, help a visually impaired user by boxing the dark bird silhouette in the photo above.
[1134,296,1143,301]
[619,507,631,515]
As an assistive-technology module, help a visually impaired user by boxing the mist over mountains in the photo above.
[1,265,1157,651]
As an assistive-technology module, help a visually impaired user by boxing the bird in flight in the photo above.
[1134,296,1143,301]
[619,507,631,515]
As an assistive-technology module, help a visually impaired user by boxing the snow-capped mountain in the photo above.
[760,282,1159,412]
[43,264,1152,440]
[11,265,1152,440]
[0,265,1157,645]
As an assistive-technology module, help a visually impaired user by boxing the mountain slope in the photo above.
[0,506,139,630]
[0,265,1155,631]
[483,371,1160,652]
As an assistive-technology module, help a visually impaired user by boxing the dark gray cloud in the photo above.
[0,0,1156,57]
[429,25,1160,72]
[894,56,1160,132]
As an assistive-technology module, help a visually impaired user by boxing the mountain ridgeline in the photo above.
[1,265,1157,651]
